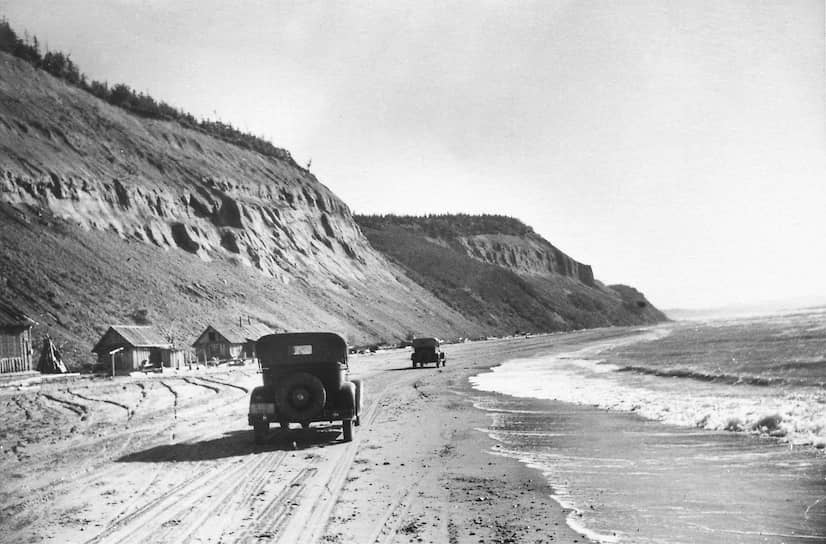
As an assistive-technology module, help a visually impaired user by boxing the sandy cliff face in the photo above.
[457,234,595,286]
[355,215,667,333]
[0,53,379,286]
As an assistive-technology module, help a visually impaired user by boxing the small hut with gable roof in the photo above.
[192,319,274,364]
[92,325,184,374]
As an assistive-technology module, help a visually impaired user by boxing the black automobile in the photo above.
[411,337,446,368]
[248,332,362,444]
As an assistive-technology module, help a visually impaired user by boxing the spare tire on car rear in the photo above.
[275,372,327,421]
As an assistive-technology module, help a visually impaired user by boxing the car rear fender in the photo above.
[249,386,277,417]
[351,378,363,414]
[338,381,356,411]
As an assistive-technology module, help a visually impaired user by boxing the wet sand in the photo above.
[480,396,826,543]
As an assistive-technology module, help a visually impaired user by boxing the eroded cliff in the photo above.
[354,214,667,332]
[457,234,595,286]
[0,52,482,363]
[0,52,377,284]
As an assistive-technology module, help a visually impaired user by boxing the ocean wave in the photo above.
[616,365,777,386]
[471,351,826,448]
[615,363,826,388]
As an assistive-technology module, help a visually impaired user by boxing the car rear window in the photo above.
[290,344,313,355]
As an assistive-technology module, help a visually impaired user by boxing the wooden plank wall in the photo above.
[0,329,32,374]
[0,356,28,373]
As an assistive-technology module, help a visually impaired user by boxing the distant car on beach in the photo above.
[411,337,446,368]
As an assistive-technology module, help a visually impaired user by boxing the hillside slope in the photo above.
[0,52,484,365]
[0,50,664,369]
[354,214,667,333]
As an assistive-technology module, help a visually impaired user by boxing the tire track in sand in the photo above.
[40,392,88,418]
[228,464,319,542]
[84,449,289,544]
[89,360,395,544]
[146,451,297,543]
[158,380,179,419]
[182,377,220,393]
[368,483,420,544]
[273,376,392,544]
[66,389,131,418]
[195,375,249,394]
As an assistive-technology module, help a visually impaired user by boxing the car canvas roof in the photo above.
[412,337,440,348]
[257,332,347,366]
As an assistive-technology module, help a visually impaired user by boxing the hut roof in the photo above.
[193,322,274,346]
[92,325,172,353]
[0,301,36,328]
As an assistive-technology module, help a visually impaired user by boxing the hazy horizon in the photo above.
[2,1,824,310]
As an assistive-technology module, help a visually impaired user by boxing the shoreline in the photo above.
[323,327,647,543]
[462,324,826,544]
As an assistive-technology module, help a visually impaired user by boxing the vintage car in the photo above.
[411,337,446,368]
[248,332,362,444]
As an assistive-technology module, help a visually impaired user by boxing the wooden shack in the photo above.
[0,301,35,374]
[192,321,274,364]
[92,325,175,374]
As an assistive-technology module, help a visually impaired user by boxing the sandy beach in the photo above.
[4,321,825,543]
[0,328,641,544]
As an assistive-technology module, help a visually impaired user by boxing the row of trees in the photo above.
[354,213,535,239]
[0,18,293,163]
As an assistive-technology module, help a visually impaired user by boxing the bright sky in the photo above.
[2,1,824,309]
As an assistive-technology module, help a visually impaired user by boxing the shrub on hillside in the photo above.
[0,17,294,164]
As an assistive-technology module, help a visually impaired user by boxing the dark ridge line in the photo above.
[12,396,33,420]
[183,377,220,394]
[40,392,87,417]
[159,380,179,419]
[132,382,149,417]
[195,375,249,394]
[67,388,131,413]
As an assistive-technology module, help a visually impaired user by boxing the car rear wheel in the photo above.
[275,372,327,421]
[342,419,353,442]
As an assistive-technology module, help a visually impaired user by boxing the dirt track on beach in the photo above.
[0,328,643,544]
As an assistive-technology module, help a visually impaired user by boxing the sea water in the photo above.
[470,307,826,543]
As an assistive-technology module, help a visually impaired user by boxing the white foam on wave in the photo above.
[469,337,826,447]
[471,401,552,415]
